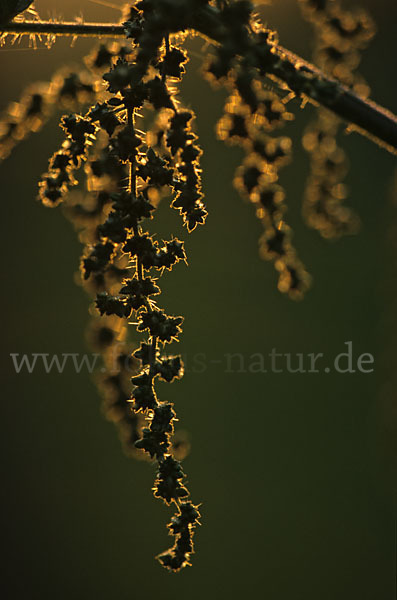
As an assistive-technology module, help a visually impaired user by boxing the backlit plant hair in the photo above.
[1,0,396,572]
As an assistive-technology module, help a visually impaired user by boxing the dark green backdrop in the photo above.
[0,1,395,599]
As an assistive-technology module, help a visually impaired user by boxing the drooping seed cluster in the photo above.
[0,37,141,162]
[0,68,96,161]
[204,2,310,298]
[299,0,375,238]
[36,1,206,571]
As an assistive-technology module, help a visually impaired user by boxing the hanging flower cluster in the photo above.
[0,40,141,160]
[0,69,95,160]
[204,3,310,298]
[299,0,375,238]
[34,1,206,571]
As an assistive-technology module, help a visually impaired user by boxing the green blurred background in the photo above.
[0,1,396,598]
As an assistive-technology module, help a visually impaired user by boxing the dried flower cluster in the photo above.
[56,3,205,569]
[205,18,310,297]
[0,66,98,160]
[299,0,375,238]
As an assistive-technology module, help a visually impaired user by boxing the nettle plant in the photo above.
[1,0,396,572]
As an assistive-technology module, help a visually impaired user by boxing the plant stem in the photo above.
[127,106,136,200]
[2,19,397,153]
[1,21,123,37]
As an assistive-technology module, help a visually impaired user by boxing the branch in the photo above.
[2,18,396,153]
